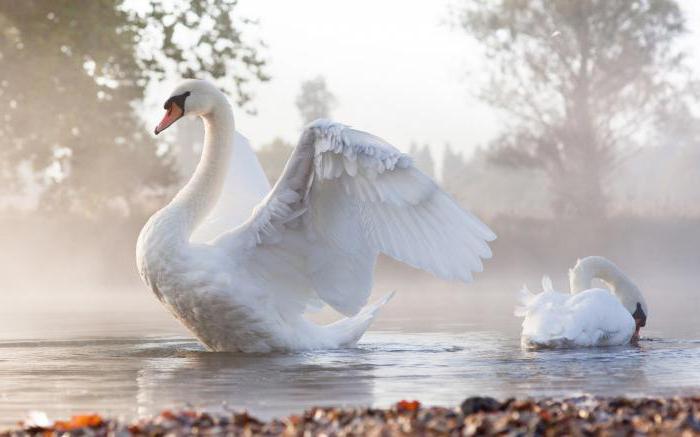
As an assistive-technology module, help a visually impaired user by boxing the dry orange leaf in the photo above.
[53,414,103,430]
[397,400,421,412]
[287,414,302,425]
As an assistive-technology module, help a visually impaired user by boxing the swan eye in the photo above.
[632,302,646,327]
[163,91,191,111]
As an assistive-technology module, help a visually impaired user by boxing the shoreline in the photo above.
[3,396,700,436]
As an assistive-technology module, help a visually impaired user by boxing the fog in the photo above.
[0,1,699,342]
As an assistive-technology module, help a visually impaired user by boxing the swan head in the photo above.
[615,278,648,341]
[154,79,225,135]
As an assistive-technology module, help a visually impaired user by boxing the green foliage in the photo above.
[123,0,269,109]
[0,0,267,216]
[456,0,691,218]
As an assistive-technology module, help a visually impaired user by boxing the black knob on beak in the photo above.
[632,302,646,328]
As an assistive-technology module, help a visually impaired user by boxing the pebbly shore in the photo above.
[2,396,700,436]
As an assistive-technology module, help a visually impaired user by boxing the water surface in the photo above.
[0,281,698,427]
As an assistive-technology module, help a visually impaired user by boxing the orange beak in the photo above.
[154,102,184,135]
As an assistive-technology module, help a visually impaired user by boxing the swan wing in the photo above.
[566,289,636,345]
[225,119,495,316]
[191,131,271,243]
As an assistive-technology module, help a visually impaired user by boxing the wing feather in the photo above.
[222,119,495,316]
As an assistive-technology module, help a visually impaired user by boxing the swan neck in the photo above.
[170,101,234,239]
[569,257,643,312]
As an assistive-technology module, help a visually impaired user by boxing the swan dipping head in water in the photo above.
[516,256,648,349]
[569,256,648,338]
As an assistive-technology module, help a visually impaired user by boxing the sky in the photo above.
[153,1,700,162]
[233,0,495,162]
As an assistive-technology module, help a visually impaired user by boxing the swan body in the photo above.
[516,256,648,349]
[136,80,495,352]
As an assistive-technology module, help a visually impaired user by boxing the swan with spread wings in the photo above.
[136,80,495,352]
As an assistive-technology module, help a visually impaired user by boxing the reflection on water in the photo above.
[0,332,699,427]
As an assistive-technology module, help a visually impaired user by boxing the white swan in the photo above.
[516,256,648,349]
[136,80,496,352]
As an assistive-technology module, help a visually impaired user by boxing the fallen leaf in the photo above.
[53,414,103,430]
[397,400,421,412]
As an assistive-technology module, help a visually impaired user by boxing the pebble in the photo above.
[2,396,699,436]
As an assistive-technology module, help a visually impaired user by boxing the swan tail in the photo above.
[542,275,554,292]
[515,276,556,317]
[514,285,535,317]
[327,291,395,347]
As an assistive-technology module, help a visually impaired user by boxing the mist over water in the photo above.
[2,252,698,339]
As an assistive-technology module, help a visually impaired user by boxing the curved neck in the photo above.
[168,101,234,240]
[569,256,643,312]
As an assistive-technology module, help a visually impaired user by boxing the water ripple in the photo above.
[0,332,698,427]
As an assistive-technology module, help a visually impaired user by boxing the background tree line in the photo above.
[455,0,700,220]
[2,0,698,221]
[0,0,267,217]
[1,0,700,289]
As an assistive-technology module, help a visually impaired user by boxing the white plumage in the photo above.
[516,257,648,349]
[136,80,495,352]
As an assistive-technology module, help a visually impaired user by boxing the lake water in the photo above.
[0,276,698,427]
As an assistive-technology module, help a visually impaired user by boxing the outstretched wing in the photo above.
[223,119,495,316]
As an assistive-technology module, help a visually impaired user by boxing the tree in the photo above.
[295,76,337,125]
[256,137,294,184]
[442,145,552,218]
[441,146,466,190]
[456,0,689,218]
[0,0,268,216]
[409,143,435,178]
